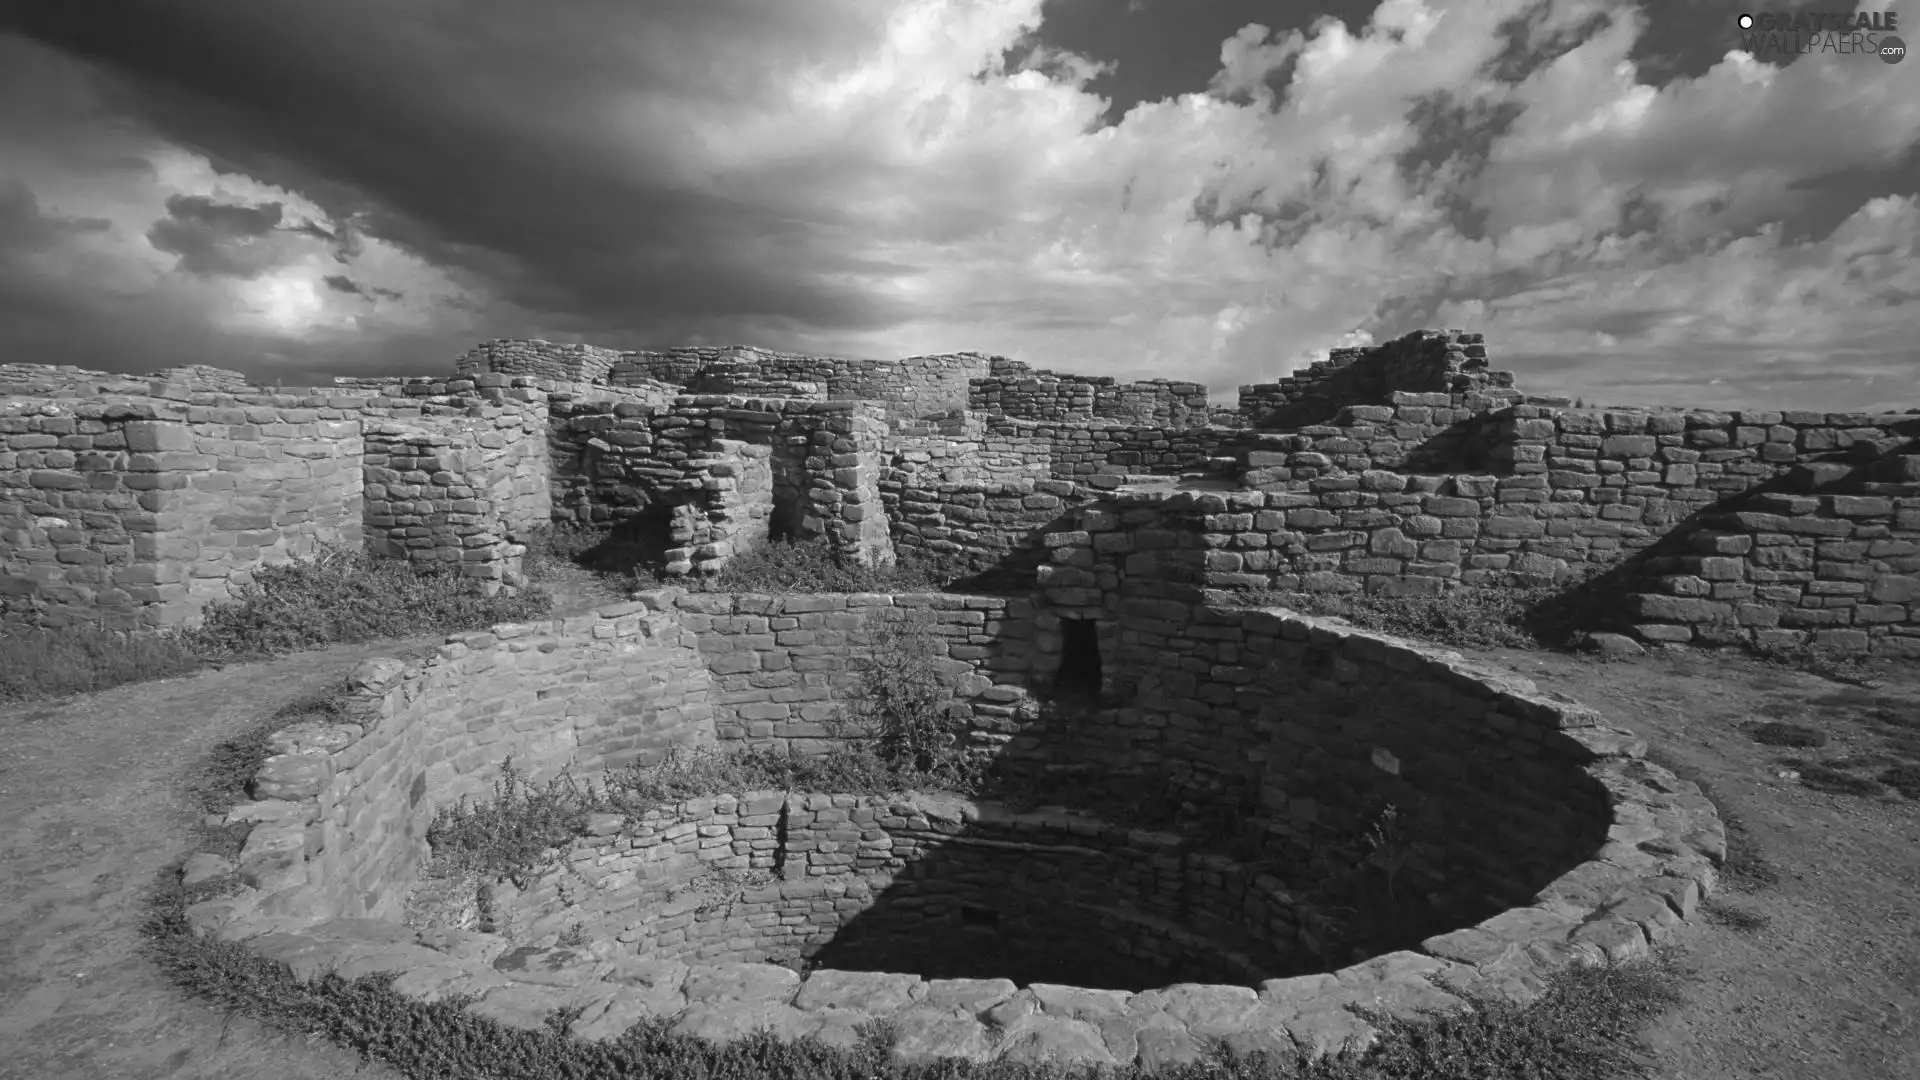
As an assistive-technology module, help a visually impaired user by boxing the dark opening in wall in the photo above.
[959,904,1000,932]
[769,442,807,543]
[768,489,801,543]
[1057,618,1102,697]
[582,502,677,576]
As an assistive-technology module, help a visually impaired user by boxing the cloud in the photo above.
[0,0,1914,410]
[144,193,290,277]
[0,177,112,250]
[321,272,402,300]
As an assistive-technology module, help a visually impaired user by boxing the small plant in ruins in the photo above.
[1362,804,1412,934]
[426,758,608,887]
[838,609,984,791]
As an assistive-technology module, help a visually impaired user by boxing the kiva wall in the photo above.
[493,790,1295,991]
[200,597,718,932]
[1014,578,1624,934]
[179,592,1722,1073]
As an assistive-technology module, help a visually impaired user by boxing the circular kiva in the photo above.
[180,592,1723,1069]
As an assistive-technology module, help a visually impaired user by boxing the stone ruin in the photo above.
[2,329,1912,1066]
[2,328,1915,652]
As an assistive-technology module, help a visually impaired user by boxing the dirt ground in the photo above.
[0,611,1916,1079]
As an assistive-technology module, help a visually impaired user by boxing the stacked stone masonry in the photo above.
[971,357,1211,429]
[492,790,1290,992]
[1237,330,1517,430]
[176,595,1725,1069]
[4,328,1916,651]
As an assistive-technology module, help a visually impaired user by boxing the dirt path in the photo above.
[0,577,622,1080]
[0,625,1914,1080]
[0,638,443,1080]
[1484,647,1920,1080]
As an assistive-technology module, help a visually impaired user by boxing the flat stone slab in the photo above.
[994,1013,1116,1067]
[671,1002,808,1045]
[469,983,621,1033]
[888,1007,996,1064]
[492,944,611,987]
[681,962,801,1007]
[791,969,924,1014]
[762,1004,872,1050]
[921,977,1017,1014]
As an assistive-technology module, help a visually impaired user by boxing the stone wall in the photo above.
[1020,566,1635,939]
[182,597,718,933]
[607,346,993,421]
[884,412,1053,486]
[547,397,894,574]
[668,592,1047,754]
[8,326,1914,651]
[0,398,364,630]
[361,404,550,592]
[497,790,1292,991]
[1621,488,1920,651]
[454,340,629,385]
[880,476,1082,581]
[970,358,1211,429]
[177,594,1725,1069]
[0,365,614,629]
[1236,330,1516,430]
[1030,400,1920,654]
[1,361,264,398]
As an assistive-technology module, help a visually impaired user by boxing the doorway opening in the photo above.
[1057,618,1102,697]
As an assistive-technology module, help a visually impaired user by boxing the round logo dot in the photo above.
[1738,13,1753,29]
[1882,35,1907,64]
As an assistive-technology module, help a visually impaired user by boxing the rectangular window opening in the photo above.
[959,904,1001,931]
[1057,617,1102,697]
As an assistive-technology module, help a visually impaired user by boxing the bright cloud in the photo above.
[0,0,1914,407]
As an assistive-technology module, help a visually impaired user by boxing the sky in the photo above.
[1,0,1916,411]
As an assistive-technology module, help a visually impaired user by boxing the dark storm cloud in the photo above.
[144,193,290,277]
[0,178,111,250]
[322,273,401,300]
[291,218,366,262]
[0,0,918,345]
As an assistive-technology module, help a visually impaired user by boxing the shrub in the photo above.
[1878,763,1920,799]
[523,523,967,595]
[706,539,957,595]
[837,609,980,786]
[1747,722,1827,749]
[424,609,992,883]
[184,542,552,658]
[0,542,549,704]
[1793,763,1882,797]
[0,620,205,703]
[426,760,606,886]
